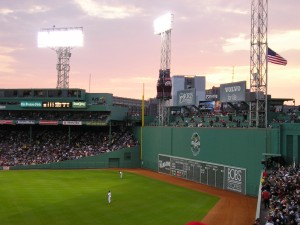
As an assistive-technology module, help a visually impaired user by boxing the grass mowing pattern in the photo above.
[0,170,219,225]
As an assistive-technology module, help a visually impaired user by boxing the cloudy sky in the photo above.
[1,0,299,104]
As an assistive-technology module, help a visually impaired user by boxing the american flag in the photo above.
[268,47,287,66]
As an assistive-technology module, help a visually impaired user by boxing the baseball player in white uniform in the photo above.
[108,190,111,204]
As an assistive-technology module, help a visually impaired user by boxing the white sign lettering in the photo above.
[225,86,241,93]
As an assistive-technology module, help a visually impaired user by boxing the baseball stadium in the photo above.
[1,2,300,225]
[0,83,299,225]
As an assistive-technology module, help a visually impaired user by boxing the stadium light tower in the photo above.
[38,27,83,89]
[154,13,173,126]
[250,0,268,128]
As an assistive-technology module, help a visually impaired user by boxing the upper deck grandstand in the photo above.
[0,88,143,167]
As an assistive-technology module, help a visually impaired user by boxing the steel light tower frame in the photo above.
[250,0,268,128]
[154,13,174,126]
[55,47,71,88]
[38,27,83,89]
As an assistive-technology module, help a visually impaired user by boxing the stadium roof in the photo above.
[269,98,294,106]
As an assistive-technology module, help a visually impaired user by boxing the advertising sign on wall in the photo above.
[21,101,42,108]
[177,88,196,106]
[220,81,246,102]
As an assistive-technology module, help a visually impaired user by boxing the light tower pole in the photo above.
[154,13,174,126]
[38,27,83,89]
[250,0,268,128]
[55,47,71,88]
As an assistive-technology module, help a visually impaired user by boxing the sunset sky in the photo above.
[1,0,299,104]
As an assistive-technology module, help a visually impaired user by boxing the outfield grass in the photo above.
[0,170,219,225]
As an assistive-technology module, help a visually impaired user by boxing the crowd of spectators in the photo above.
[170,111,249,128]
[0,126,138,167]
[165,106,300,128]
[255,165,300,225]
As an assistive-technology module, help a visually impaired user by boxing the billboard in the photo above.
[198,100,222,112]
[72,102,86,108]
[220,81,246,102]
[205,94,218,101]
[157,69,172,100]
[177,88,196,106]
[21,101,42,108]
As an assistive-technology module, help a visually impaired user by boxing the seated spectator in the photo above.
[258,164,300,225]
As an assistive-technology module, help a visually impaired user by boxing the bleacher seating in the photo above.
[0,127,138,167]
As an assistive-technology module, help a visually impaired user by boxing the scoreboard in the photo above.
[158,154,246,194]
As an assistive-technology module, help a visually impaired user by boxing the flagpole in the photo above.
[140,83,145,163]
[142,83,145,127]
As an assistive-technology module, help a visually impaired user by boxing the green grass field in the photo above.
[0,169,219,225]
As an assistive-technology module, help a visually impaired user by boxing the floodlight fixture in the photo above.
[37,26,83,89]
[154,13,173,35]
[38,27,83,48]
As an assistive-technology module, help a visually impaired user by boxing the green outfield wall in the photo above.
[10,146,140,170]
[279,124,300,164]
[139,126,282,196]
